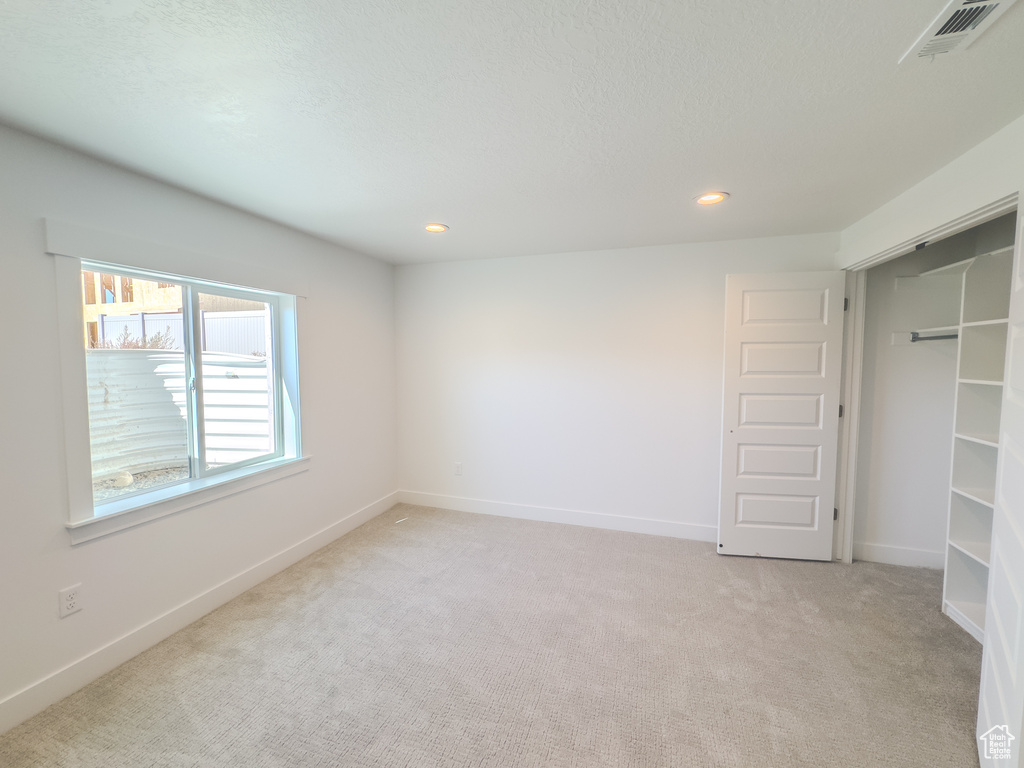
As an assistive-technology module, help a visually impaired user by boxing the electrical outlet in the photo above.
[454,461,462,476]
[59,584,82,618]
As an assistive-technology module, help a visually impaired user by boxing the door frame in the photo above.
[836,192,1020,564]
[833,269,866,563]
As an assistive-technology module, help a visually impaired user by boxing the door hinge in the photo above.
[834,508,839,521]
[839,404,844,418]
[844,297,849,311]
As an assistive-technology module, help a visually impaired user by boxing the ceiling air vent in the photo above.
[899,0,1018,62]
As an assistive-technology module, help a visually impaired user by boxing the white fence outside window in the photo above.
[86,349,272,483]
[94,310,268,356]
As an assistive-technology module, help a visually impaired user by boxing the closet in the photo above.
[857,212,1016,643]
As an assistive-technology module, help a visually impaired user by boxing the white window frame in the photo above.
[49,221,308,544]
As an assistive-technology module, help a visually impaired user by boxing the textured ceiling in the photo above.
[2,1,1024,264]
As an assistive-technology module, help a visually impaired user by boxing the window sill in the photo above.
[66,456,311,545]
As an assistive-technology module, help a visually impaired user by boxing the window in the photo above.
[48,220,308,542]
[76,260,303,528]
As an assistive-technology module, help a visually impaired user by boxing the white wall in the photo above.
[0,124,398,732]
[396,235,837,538]
[855,249,958,568]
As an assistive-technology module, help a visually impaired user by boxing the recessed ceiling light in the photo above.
[696,192,729,205]
[425,223,448,233]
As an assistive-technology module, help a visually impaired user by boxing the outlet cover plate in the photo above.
[59,583,82,618]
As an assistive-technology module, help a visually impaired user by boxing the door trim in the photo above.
[843,194,1019,272]
[834,270,866,563]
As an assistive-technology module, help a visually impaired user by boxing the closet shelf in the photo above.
[949,539,992,567]
[962,319,1010,328]
[919,258,974,277]
[956,382,1003,443]
[962,252,1014,323]
[914,324,959,334]
[907,227,1012,647]
[982,245,1016,259]
[955,432,1000,448]
[952,485,996,508]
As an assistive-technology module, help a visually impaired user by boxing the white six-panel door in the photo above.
[718,271,846,561]
[978,217,1024,766]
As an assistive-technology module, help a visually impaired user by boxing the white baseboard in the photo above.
[853,540,945,569]
[397,490,718,543]
[0,491,399,736]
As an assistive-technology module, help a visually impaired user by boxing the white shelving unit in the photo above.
[927,246,1014,643]
[954,382,1002,445]
[951,438,998,506]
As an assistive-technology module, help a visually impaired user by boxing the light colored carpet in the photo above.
[1,503,982,767]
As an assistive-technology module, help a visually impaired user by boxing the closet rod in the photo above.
[910,331,958,343]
